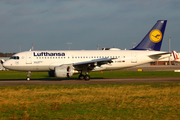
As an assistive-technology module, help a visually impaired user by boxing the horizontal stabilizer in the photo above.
[148,52,170,60]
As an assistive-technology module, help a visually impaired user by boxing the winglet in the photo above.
[172,51,180,60]
[132,20,167,51]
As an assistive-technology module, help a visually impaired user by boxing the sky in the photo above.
[0,0,180,53]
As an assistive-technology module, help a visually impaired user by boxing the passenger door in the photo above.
[131,52,137,63]
[26,52,32,64]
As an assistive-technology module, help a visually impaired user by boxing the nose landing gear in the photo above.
[26,71,31,81]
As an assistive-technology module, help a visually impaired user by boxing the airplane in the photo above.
[172,51,180,60]
[3,20,170,81]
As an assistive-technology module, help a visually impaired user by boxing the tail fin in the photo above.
[172,51,180,60]
[132,20,167,51]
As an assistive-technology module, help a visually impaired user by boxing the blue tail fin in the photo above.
[132,20,167,51]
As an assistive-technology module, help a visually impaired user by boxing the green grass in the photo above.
[0,71,180,119]
[0,83,180,119]
[0,70,180,80]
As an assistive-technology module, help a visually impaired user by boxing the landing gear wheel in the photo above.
[27,71,31,81]
[27,77,30,81]
[78,74,84,80]
[84,75,90,81]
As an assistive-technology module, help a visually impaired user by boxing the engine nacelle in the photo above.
[54,66,74,78]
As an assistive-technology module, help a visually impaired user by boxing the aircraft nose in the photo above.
[2,62,7,68]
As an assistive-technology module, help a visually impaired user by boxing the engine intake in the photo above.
[54,66,74,78]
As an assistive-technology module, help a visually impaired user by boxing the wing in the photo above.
[73,58,115,71]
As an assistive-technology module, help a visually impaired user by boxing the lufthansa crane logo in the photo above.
[149,29,162,43]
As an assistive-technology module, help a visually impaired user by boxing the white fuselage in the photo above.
[3,50,166,72]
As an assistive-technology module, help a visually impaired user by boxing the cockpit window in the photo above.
[10,56,19,60]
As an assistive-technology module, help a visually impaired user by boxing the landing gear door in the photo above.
[26,52,32,64]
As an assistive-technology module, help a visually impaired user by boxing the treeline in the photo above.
[0,53,16,57]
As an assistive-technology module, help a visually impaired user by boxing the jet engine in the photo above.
[54,65,74,78]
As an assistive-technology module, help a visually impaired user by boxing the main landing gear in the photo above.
[78,74,90,81]
[26,71,90,81]
[26,71,31,81]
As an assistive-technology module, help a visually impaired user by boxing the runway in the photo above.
[0,77,180,86]
[1,66,180,86]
